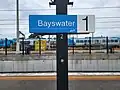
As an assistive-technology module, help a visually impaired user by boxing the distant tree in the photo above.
[28,34,37,38]
[28,34,44,39]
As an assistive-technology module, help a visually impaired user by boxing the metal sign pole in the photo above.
[56,4,68,90]
[49,1,73,90]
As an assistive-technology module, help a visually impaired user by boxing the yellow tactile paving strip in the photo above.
[0,75,120,80]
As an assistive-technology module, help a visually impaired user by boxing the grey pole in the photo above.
[16,0,20,53]
[22,38,24,55]
[92,33,94,44]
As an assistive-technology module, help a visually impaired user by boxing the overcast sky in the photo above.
[0,0,120,39]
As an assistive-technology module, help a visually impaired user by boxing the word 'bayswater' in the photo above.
[38,20,75,28]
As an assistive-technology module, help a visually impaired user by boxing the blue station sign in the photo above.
[29,15,95,33]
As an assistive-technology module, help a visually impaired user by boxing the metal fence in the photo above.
[0,36,120,55]
[0,36,120,73]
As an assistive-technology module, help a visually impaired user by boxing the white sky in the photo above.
[0,0,120,39]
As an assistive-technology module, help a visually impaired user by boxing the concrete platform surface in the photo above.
[0,80,120,90]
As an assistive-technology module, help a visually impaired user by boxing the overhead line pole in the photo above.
[16,0,20,54]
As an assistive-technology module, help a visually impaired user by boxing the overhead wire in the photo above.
[1,26,120,29]
[96,21,120,23]
[0,6,120,11]
[0,6,120,29]
[0,17,120,21]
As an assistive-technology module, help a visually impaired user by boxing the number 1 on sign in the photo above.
[82,16,88,31]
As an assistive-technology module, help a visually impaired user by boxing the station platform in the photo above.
[0,73,120,90]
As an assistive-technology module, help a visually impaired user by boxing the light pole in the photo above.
[16,0,20,53]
